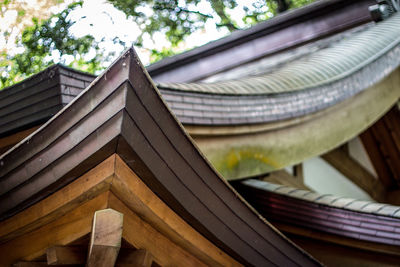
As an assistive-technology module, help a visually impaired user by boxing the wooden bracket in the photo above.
[86,209,123,267]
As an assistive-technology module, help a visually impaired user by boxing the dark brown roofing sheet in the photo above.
[0,65,95,137]
[148,0,375,82]
[234,180,400,246]
[0,48,321,266]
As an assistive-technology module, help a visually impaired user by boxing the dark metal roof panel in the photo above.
[148,0,375,82]
[0,65,95,137]
[235,179,400,246]
[159,14,400,95]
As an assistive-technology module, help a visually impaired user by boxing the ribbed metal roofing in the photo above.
[158,13,400,95]
[242,179,400,217]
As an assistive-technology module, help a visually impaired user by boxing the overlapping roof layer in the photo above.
[1,1,400,266]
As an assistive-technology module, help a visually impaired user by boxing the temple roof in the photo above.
[1,1,400,265]
[0,48,320,266]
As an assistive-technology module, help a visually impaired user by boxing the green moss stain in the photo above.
[211,146,281,179]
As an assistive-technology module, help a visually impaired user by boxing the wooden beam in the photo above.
[113,155,241,267]
[360,129,394,188]
[293,163,304,182]
[108,193,208,267]
[119,249,153,267]
[371,119,400,183]
[0,154,115,244]
[1,154,239,267]
[0,192,109,266]
[86,209,123,267]
[46,246,152,266]
[263,168,310,190]
[47,246,86,265]
[322,147,386,201]
[13,263,48,267]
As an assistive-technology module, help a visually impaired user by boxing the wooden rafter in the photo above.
[86,209,123,267]
[0,154,241,267]
[47,246,86,265]
[361,106,400,191]
[45,246,153,266]
[322,147,386,201]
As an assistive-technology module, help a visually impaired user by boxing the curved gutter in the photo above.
[235,179,400,248]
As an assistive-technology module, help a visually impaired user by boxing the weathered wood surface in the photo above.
[0,154,241,267]
[86,209,123,267]
[47,246,86,265]
[0,65,94,137]
[0,155,115,244]
[0,126,39,155]
[0,193,109,265]
[46,246,152,266]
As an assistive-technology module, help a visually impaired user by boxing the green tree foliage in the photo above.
[1,2,110,89]
[1,0,315,89]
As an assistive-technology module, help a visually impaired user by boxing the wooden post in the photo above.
[293,163,304,182]
[86,209,123,267]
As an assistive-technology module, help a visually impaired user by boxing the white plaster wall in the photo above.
[303,157,373,201]
[348,137,378,178]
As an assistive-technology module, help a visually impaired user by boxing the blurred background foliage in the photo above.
[0,0,314,89]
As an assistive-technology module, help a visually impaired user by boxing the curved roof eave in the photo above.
[235,179,400,250]
[192,66,400,179]
[155,14,400,126]
[0,48,320,267]
[148,0,375,82]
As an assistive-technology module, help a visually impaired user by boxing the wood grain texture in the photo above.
[113,154,241,267]
[86,209,123,267]
[0,155,115,244]
[0,154,240,266]
[108,193,208,267]
[47,246,85,265]
[0,192,109,266]
[120,249,153,267]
